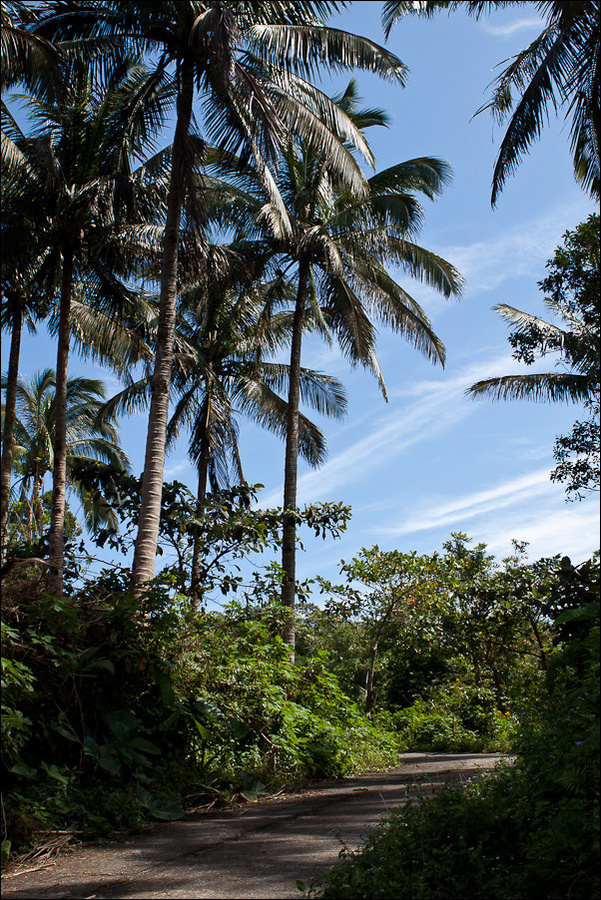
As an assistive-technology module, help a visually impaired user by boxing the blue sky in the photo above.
[5,2,599,590]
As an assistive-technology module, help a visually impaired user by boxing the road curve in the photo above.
[1,752,510,900]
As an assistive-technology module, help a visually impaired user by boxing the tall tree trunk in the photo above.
[281,261,310,661]
[48,246,74,595]
[26,479,40,544]
[131,61,195,595]
[190,435,210,611]
[30,475,43,542]
[0,297,23,563]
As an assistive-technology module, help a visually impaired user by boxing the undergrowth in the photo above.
[1,568,399,863]
[308,558,600,900]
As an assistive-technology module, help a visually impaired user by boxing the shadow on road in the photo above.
[1,752,510,900]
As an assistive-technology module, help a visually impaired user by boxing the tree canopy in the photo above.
[469,213,600,499]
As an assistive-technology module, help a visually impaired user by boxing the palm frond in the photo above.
[0,130,35,181]
[484,26,568,204]
[494,303,568,339]
[265,84,369,197]
[368,156,453,199]
[97,378,151,421]
[256,363,348,418]
[250,23,408,85]
[382,239,463,298]
[236,377,328,467]
[321,275,378,365]
[467,372,593,403]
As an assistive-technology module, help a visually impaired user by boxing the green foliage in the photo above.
[1,577,188,847]
[316,537,553,751]
[77,467,351,607]
[2,526,595,881]
[469,214,600,499]
[391,684,517,754]
[1,623,35,772]
[309,555,600,900]
[4,491,81,552]
[0,558,397,860]
[534,215,599,497]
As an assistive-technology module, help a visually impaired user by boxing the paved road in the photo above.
[1,752,509,900]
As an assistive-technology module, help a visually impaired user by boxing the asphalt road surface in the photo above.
[2,752,510,900]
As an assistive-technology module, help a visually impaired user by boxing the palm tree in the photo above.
[2,56,171,593]
[0,139,54,562]
[0,0,65,564]
[4,369,129,546]
[33,0,409,594]
[178,284,349,606]
[382,1,601,203]
[104,274,348,608]
[0,0,61,96]
[204,81,463,655]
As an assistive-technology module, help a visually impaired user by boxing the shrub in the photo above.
[391,684,517,753]
[310,558,600,900]
[1,570,401,860]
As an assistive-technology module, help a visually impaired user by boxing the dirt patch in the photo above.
[1,752,511,900]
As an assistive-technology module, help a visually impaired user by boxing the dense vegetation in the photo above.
[309,555,600,899]
[2,505,598,882]
[1,1,599,896]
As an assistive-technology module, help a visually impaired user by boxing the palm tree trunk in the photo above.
[0,297,23,563]
[131,61,195,595]
[190,437,210,611]
[48,246,74,595]
[281,261,310,661]
[31,475,44,540]
[26,483,37,544]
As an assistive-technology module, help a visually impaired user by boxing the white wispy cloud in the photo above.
[382,467,553,537]
[164,459,193,479]
[260,351,520,508]
[381,200,593,324]
[482,499,600,563]
[437,200,593,296]
[480,17,543,38]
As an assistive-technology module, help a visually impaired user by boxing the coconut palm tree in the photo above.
[32,0,409,594]
[203,81,463,654]
[4,369,129,546]
[177,283,349,605]
[0,135,55,562]
[103,273,348,608]
[0,0,71,564]
[0,0,61,96]
[383,1,601,203]
[2,55,172,592]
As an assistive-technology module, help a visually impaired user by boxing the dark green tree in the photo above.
[468,214,600,499]
[33,1,409,594]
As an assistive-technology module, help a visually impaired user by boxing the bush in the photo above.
[309,558,600,900]
[391,682,517,753]
[1,570,401,860]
